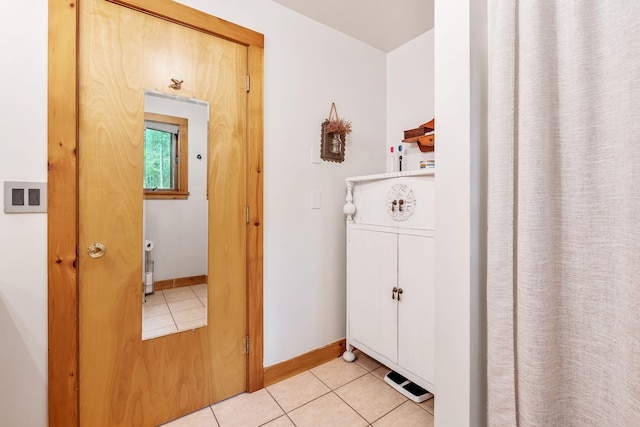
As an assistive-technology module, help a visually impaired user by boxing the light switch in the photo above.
[311,145,321,164]
[28,188,40,206]
[12,188,25,206]
[4,181,47,213]
[311,191,321,209]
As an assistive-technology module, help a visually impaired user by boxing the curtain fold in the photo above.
[487,2,640,425]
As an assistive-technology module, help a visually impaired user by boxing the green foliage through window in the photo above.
[144,128,177,190]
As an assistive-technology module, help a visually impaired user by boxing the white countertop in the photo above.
[345,169,435,183]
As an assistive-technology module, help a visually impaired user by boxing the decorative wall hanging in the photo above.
[321,102,352,163]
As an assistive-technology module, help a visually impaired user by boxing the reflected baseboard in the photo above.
[155,275,208,291]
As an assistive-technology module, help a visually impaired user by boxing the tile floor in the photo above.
[160,350,434,427]
[142,284,208,340]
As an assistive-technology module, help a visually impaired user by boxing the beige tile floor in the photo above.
[142,284,208,340]
[160,350,434,427]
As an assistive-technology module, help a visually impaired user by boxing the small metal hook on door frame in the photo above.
[169,78,183,90]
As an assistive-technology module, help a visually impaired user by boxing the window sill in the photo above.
[144,191,189,200]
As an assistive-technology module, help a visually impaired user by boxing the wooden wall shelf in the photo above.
[402,119,435,152]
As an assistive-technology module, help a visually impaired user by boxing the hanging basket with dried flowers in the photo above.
[321,102,351,163]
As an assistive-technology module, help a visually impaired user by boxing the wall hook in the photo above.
[169,78,184,90]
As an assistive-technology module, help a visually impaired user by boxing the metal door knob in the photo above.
[87,242,106,258]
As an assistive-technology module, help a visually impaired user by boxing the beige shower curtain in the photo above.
[487,1,640,425]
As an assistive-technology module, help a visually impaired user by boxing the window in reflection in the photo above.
[143,113,189,199]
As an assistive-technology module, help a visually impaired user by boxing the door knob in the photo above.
[87,242,106,258]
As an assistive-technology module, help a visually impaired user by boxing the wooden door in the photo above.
[78,0,248,425]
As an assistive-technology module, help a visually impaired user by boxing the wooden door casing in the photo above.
[48,1,264,426]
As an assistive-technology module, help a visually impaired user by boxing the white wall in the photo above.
[179,0,387,365]
[262,3,387,365]
[434,0,487,426]
[0,1,48,426]
[386,30,435,172]
[144,94,209,282]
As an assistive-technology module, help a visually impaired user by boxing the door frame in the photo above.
[47,1,264,425]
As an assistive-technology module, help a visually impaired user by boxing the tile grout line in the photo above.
[307,364,385,426]
[207,405,221,427]
[262,387,298,427]
[142,291,175,336]
[166,287,200,331]
[267,376,333,417]
[329,390,371,426]
[142,286,208,340]
[330,373,406,426]
[269,366,373,426]
[336,356,435,424]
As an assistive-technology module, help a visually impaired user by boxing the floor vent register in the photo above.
[384,371,434,403]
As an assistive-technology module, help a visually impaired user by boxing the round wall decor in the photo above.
[386,183,416,222]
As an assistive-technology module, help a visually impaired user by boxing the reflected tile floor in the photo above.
[160,350,434,427]
[142,283,207,340]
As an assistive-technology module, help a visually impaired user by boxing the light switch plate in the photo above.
[311,191,321,209]
[311,145,321,164]
[4,181,47,213]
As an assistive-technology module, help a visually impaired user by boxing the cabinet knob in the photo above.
[398,199,404,212]
[391,200,397,212]
[392,287,398,300]
[397,288,404,301]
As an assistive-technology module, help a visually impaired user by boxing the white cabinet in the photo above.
[343,171,435,393]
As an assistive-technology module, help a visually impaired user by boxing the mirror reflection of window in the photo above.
[143,113,189,200]
[144,121,178,191]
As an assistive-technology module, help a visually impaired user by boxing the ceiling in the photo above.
[272,0,434,53]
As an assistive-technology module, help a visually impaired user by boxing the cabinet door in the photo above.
[397,234,435,385]
[348,228,398,362]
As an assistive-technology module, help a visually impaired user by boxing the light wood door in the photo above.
[78,1,248,425]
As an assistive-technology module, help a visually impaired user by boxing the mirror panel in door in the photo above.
[142,91,209,340]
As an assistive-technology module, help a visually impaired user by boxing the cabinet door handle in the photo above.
[391,200,397,212]
[392,287,398,300]
[397,288,403,301]
[398,199,404,212]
